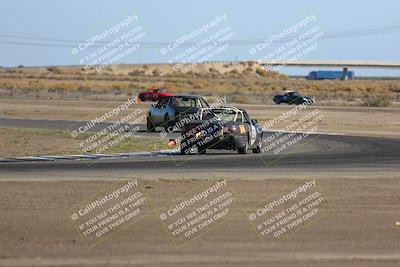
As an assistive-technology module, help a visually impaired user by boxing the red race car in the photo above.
[138,88,174,102]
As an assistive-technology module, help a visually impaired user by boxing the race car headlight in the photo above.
[195,130,206,138]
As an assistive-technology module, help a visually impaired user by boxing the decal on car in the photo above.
[250,125,257,146]
[239,125,246,134]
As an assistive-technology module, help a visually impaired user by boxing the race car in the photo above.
[273,91,315,105]
[138,88,174,102]
[179,107,263,155]
[146,95,210,132]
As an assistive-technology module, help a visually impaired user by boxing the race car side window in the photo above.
[243,112,251,123]
[200,99,209,108]
[236,112,244,122]
[196,99,202,107]
[156,97,168,108]
[172,97,196,108]
[202,110,214,120]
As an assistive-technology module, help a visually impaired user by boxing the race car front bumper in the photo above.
[197,133,247,150]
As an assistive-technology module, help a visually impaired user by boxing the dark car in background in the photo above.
[138,88,174,102]
[273,91,315,105]
[180,107,263,155]
[146,95,209,132]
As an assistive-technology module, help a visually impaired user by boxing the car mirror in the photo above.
[251,119,258,124]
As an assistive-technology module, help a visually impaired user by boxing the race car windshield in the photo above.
[172,97,197,108]
[212,109,238,122]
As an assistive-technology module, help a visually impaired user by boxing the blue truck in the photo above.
[306,70,354,80]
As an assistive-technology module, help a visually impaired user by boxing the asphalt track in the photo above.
[1,133,399,175]
[0,117,154,135]
[1,116,399,176]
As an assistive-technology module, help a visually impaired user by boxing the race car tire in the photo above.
[238,138,248,154]
[252,133,263,154]
[163,114,170,129]
[198,146,206,154]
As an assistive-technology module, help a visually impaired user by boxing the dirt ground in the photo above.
[1,97,399,267]
[0,178,399,267]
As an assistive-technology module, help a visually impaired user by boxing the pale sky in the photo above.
[1,0,399,76]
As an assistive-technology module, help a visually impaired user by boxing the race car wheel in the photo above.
[238,138,248,154]
[252,134,263,154]
[163,114,170,129]
[198,146,206,154]
[139,95,145,101]
[147,117,156,132]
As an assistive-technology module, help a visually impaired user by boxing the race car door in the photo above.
[243,112,257,146]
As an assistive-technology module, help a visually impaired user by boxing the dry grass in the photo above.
[0,127,167,157]
[0,62,399,106]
